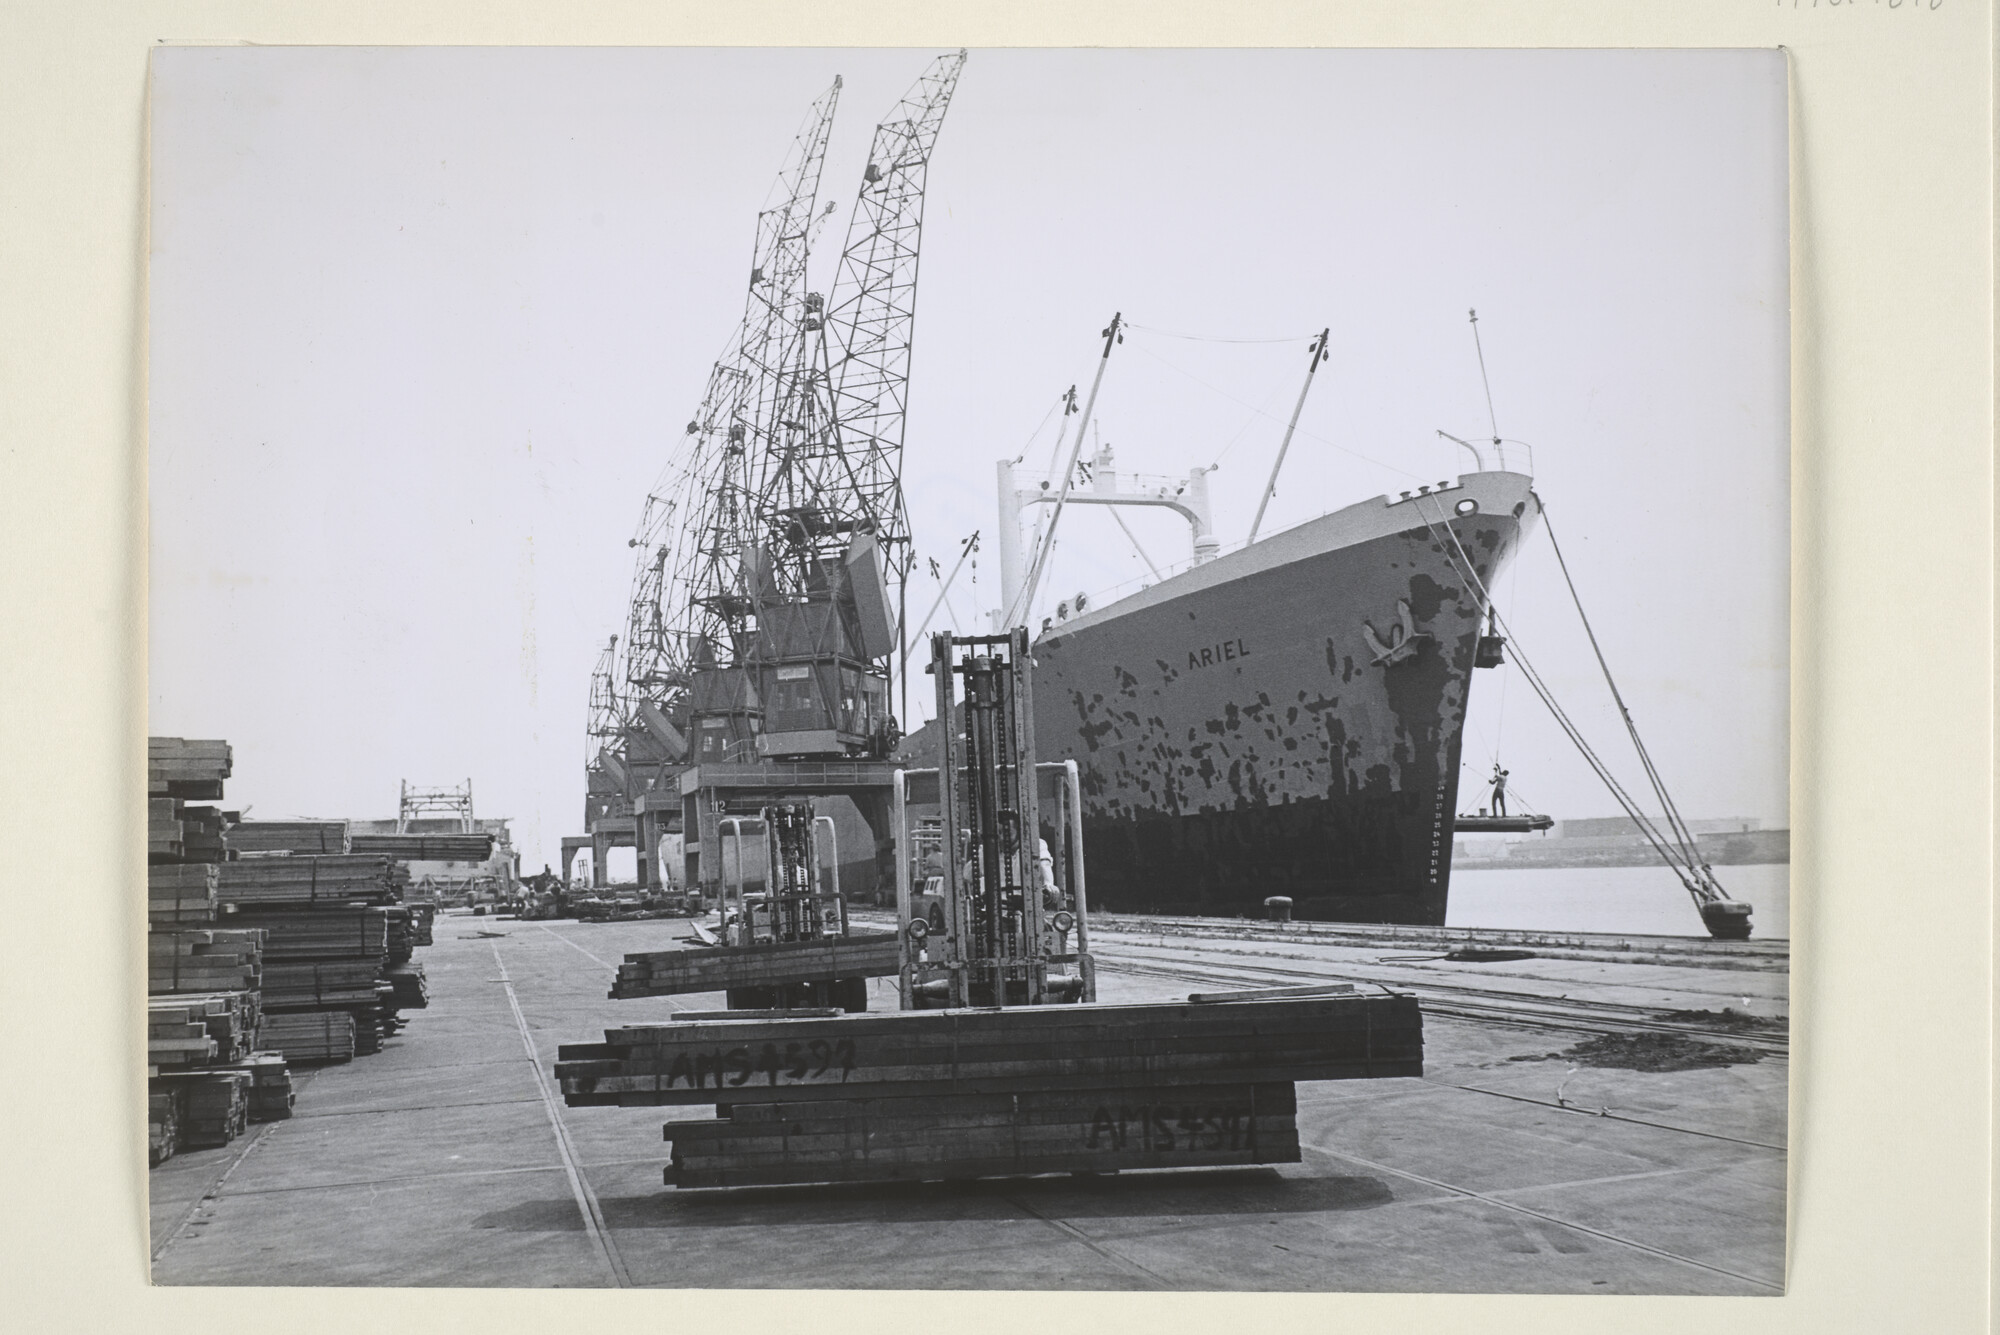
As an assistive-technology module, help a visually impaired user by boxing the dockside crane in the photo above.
[586,77,845,815]
[731,49,968,761]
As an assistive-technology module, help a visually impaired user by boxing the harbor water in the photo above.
[1445,862,1790,939]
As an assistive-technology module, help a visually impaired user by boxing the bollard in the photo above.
[1263,896,1293,922]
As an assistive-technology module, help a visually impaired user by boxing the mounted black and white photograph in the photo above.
[145,46,1789,1293]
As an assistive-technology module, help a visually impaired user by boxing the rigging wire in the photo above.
[1125,320,1321,345]
[1011,391,1066,467]
[1128,339,1430,483]
[1409,494,1723,904]
[1540,509,1706,862]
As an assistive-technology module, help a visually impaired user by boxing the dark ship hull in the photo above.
[1030,471,1539,924]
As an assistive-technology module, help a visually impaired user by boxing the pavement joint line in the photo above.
[1445,1082,1789,1151]
[527,920,689,1009]
[1469,1163,1739,1198]
[1004,1193,1172,1288]
[210,1155,673,1200]
[492,940,633,1288]
[292,1096,547,1120]
[151,1067,321,1264]
[217,1163,570,1196]
[1298,1143,1783,1293]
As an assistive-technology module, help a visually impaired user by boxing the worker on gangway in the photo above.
[1489,763,1510,818]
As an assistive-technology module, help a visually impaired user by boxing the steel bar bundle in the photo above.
[148,928,265,995]
[225,820,350,855]
[608,932,902,999]
[149,863,219,926]
[664,1083,1302,1188]
[348,832,494,861]
[559,993,1422,1107]
[262,1010,357,1064]
[216,855,401,908]
[559,993,1417,1188]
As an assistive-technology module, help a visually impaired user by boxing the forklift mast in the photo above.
[896,628,1094,1009]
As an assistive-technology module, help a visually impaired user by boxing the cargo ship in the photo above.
[1026,467,1541,924]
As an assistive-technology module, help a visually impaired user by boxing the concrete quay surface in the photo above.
[149,911,1787,1293]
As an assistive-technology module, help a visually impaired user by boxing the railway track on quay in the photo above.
[1093,952,1790,1056]
[850,910,1789,1055]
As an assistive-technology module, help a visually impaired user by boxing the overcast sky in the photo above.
[149,47,1788,871]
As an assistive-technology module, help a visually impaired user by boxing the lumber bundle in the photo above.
[149,863,219,926]
[385,906,415,965]
[158,1070,252,1148]
[664,1083,1303,1188]
[148,737,232,800]
[263,960,381,1008]
[235,1053,296,1121]
[263,1010,357,1064]
[385,962,429,1010]
[608,932,903,999]
[148,1088,181,1166]
[229,907,390,962]
[348,832,494,861]
[216,854,401,908]
[178,806,229,862]
[151,801,231,864]
[558,993,1424,1108]
[148,992,260,1068]
[148,928,265,995]
[350,990,400,1056]
[226,820,349,855]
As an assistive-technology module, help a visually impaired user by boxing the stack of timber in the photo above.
[148,992,261,1069]
[231,906,391,960]
[148,1088,182,1166]
[263,1010,358,1064]
[148,929,264,995]
[157,1070,253,1149]
[149,737,233,798]
[385,906,415,965]
[237,1052,296,1120]
[608,932,903,999]
[385,962,429,1010]
[151,803,229,863]
[263,959,383,1008]
[225,819,349,856]
[216,855,401,909]
[349,831,494,861]
[557,992,1423,1188]
[149,863,219,926]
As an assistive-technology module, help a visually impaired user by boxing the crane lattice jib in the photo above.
[616,79,842,701]
[795,49,967,602]
[586,634,624,740]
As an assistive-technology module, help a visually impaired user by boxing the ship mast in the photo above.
[1247,327,1331,544]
